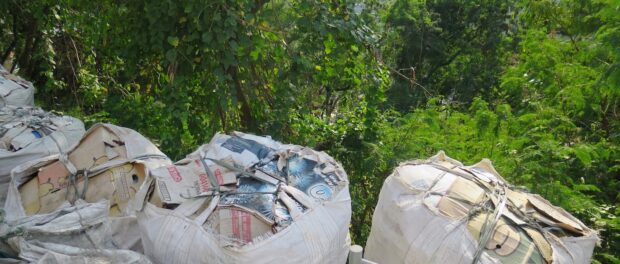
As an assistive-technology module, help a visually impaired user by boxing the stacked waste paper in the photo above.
[139,132,351,264]
[0,65,35,107]
[364,151,598,264]
[0,106,84,204]
[1,123,170,262]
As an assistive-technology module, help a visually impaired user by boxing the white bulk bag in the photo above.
[364,151,598,264]
[138,132,351,264]
[0,66,35,107]
[0,199,151,263]
[0,106,84,204]
[3,124,171,253]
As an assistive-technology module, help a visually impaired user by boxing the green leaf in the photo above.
[574,184,601,192]
[202,33,212,44]
[324,33,335,55]
[165,49,177,62]
[574,146,592,167]
[167,36,180,47]
[250,49,260,61]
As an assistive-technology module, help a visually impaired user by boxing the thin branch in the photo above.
[372,47,431,97]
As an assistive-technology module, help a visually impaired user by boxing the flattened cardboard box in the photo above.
[19,162,146,216]
[68,126,127,169]
[151,158,237,204]
[207,205,274,245]
[18,126,141,216]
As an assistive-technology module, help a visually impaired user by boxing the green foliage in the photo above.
[1,0,618,261]
[379,98,618,250]
[381,0,516,111]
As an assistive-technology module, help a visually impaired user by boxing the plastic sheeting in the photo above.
[0,65,35,107]
[138,132,351,264]
[364,151,598,264]
[0,106,84,205]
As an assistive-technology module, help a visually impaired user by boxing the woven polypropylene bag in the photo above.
[3,124,171,254]
[0,200,151,264]
[364,151,598,264]
[0,66,35,107]
[137,132,351,264]
[0,107,84,205]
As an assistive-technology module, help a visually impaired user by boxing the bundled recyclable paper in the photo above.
[139,132,351,264]
[3,124,171,255]
[19,162,148,216]
[151,157,237,205]
[0,106,84,204]
[364,151,598,264]
[207,205,275,245]
[5,123,170,218]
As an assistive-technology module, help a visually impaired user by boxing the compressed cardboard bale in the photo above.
[138,132,351,264]
[0,65,35,107]
[19,162,146,216]
[3,123,171,253]
[11,124,168,217]
[0,106,84,204]
[364,151,599,264]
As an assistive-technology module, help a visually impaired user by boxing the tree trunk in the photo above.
[228,66,254,131]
